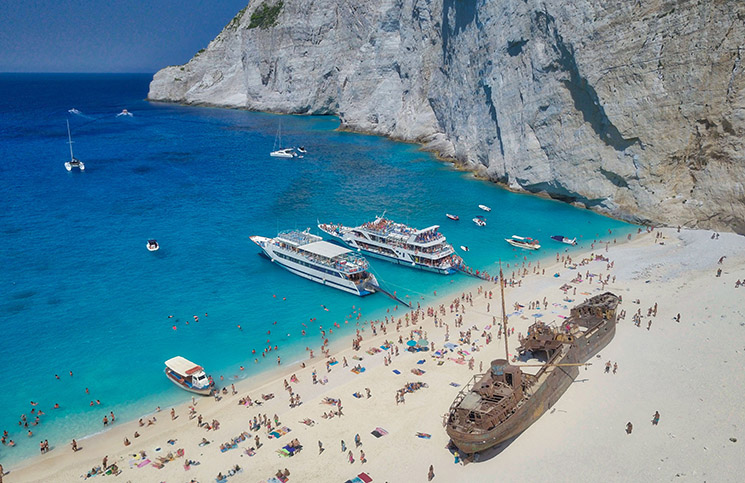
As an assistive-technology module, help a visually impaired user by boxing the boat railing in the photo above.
[274,241,369,273]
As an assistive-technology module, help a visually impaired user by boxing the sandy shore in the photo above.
[5,228,745,483]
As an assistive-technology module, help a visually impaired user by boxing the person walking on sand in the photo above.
[626,422,633,434]
[428,464,435,481]
[605,361,611,373]
[318,440,324,454]
[652,411,660,425]
[360,449,366,464]
[71,439,78,452]
[341,440,346,452]
[348,450,354,464]
[613,362,618,374]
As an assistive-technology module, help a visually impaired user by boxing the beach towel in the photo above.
[449,382,461,387]
[269,431,281,439]
[416,432,432,439]
[137,459,151,468]
[371,427,389,438]
[358,473,373,483]
[411,368,425,375]
[277,448,291,457]
[417,359,425,364]
[392,369,401,375]
[329,360,339,366]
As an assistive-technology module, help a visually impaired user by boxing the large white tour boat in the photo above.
[318,216,462,275]
[250,230,378,296]
[164,356,212,395]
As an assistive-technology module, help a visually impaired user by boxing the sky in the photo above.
[0,0,250,73]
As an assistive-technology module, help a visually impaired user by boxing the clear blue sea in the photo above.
[0,73,634,466]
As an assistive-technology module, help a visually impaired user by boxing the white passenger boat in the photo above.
[478,204,491,212]
[505,235,541,250]
[318,216,462,275]
[251,230,378,296]
[64,120,85,172]
[164,356,212,395]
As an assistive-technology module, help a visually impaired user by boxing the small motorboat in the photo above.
[116,109,133,117]
[164,356,212,395]
[446,213,459,221]
[296,146,307,154]
[505,235,540,250]
[478,204,491,212]
[551,235,577,246]
[147,239,160,251]
[460,245,469,252]
[473,216,486,227]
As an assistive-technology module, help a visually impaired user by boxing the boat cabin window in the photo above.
[505,372,513,386]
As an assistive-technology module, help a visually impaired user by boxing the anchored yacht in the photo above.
[318,216,462,275]
[250,230,378,296]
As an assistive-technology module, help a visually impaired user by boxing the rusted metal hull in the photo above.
[447,316,616,454]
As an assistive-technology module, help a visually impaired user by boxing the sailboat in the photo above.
[270,121,297,158]
[64,120,85,172]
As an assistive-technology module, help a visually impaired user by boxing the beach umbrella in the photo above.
[406,340,417,347]
[417,339,428,346]
[444,342,458,350]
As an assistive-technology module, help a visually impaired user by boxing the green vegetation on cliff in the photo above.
[248,1,283,29]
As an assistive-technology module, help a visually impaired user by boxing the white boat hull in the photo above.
[165,369,211,395]
[319,228,457,275]
[251,236,376,296]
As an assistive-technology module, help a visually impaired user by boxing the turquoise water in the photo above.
[0,73,634,466]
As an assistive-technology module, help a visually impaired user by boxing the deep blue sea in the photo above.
[0,73,634,466]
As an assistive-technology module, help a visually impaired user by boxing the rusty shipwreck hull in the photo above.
[446,312,616,454]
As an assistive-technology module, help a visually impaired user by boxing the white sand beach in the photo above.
[6,228,745,483]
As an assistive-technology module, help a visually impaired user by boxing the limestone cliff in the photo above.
[148,0,745,233]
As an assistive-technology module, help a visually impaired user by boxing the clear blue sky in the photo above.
[0,0,249,73]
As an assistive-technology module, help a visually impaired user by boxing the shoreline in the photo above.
[2,228,637,475]
[7,227,745,482]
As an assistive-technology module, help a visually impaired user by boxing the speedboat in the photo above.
[296,146,307,154]
[478,204,491,212]
[460,245,470,252]
[165,356,212,395]
[551,235,577,246]
[64,120,85,172]
[116,109,133,117]
[318,216,462,275]
[446,214,459,221]
[147,239,160,251]
[251,229,379,295]
[472,216,486,227]
[505,235,540,250]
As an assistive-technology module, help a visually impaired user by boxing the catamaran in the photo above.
[251,229,378,296]
[64,120,85,172]
[270,122,297,158]
[318,216,462,275]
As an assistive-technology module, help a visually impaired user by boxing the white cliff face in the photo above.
[149,0,745,233]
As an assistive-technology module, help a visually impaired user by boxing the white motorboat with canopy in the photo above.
[164,356,212,395]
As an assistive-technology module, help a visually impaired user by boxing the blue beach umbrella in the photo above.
[406,340,417,347]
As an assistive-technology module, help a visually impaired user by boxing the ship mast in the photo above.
[499,262,509,360]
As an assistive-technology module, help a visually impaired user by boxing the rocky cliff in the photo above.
[148,0,745,233]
